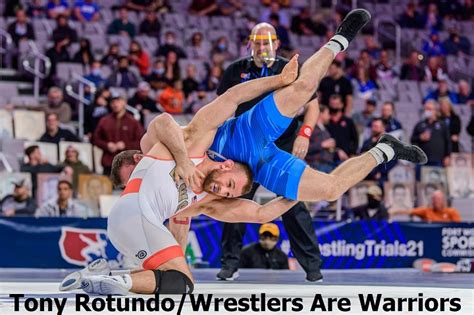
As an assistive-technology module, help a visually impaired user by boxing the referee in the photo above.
[216,22,322,282]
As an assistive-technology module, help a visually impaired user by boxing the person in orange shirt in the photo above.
[389,190,461,222]
[158,80,185,114]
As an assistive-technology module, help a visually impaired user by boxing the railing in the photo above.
[21,41,51,99]
[0,29,12,68]
[65,73,97,139]
[374,18,402,67]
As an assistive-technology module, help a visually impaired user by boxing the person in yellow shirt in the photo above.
[389,190,461,222]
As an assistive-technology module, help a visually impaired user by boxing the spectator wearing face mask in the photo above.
[108,56,140,89]
[146,58,169,90]
[84,60,108,89]
[156,31,187,59]
[239,223,289,270]
[349,185,388,221]
[411,100,451,167]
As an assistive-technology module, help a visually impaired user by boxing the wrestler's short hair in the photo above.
[110,150,141,188]
[236,162,254,196]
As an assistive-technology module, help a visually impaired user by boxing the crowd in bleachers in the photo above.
[0,0,473,221]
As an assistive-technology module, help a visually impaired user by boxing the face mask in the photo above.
[329,107,341,115]
[367,195,380,208]
[259,238,277,251]
[49,99,61,106]
[217,43,227,51]
[92,68,101,76]
[153,68,165,75]
[423,110,434,120]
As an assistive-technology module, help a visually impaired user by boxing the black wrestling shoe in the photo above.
[216,268,239,281]
[305,271,323,283]
[335,9,371,43]
[377,134,428,165]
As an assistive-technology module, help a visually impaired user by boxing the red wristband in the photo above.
[298,124,313,139]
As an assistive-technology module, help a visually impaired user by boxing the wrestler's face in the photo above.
[118,154,143,187]
[203,162,249,198]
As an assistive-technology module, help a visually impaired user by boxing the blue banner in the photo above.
[0,217,472,269]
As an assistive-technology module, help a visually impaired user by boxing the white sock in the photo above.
[368,143,395,165]
[323,35,349,55]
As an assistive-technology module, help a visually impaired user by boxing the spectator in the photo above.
[27,0,46,18]
[52,14,78,44]
[73,0,100,23]
[364,35,381,60]
[260,1,289,28]
[36,180,90,217]
[41,87,72,123]
[164,51,181,82]
[443,29,471,55]
[422,31,446,57]
[352,99,376,136]
[0,179,36,217]
[60,145,91,190]
[139,11,161,38]
[146,58,169,90]
[72,38,95,65]
[312,13,329,36]
[422,3,443,31]
[101,43,120,68]
[188,0,218,16]
[183,64,200,97]
[211,36,234,66]
[400,51,425,81]
[306,104,336,173]
[439,97,461,153]
[350,50,377,82]
[108,56,140,89]
[93,96,144,175]
[360,118,396,181]
[84,60,108,89]
[381,101,403,134]
[390,190,461,222]
[354,64,377,100]
[398,2,423,29]
[350,185,388,220]
[239,223,289,270]
[39,113,79,144]
[269,14,291,52]
[317,60,353,114]
[202,64,222,91]
[411,100,451,166]
[423,79,457,104]
[128,81,159,116]
[290,7,317,36]
[45,38,71,85]
[84,88,111,137]
[156,31,187,59]
[107,6,136,38]
[456,80,474,105]
[188,88,210,114]
[47,0,70,19]
[7,8,35,46]
[129,40,150,76]
[424,56,448,82]
[20,145,68,196]
[187,32,209,61]
[375,50,396,81]
[158,80,185,114]
[326,94,359,162]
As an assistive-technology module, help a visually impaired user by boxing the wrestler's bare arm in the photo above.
[200,197,297,223]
